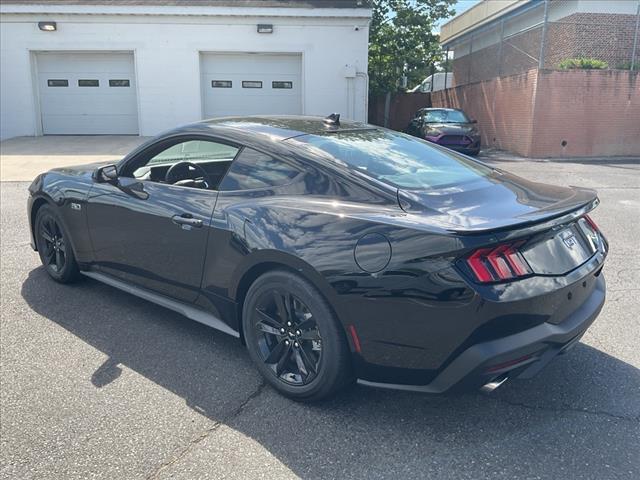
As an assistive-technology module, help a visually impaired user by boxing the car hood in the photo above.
[398,170,598,232]
[425,123,477,135]
[49,160,115,178]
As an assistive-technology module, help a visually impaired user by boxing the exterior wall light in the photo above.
[38,21,57,31]
[257,24,273,34]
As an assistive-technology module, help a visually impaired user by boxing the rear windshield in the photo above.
[289,129,491,190]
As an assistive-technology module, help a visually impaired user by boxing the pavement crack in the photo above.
[492,396,640,423]
[145,380,267,480]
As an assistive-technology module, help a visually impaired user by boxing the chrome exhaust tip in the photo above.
[480,375,509,394]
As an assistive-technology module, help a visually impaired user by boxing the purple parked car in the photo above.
[405,108,481,156]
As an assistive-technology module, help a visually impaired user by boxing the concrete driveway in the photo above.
[1,138,639,479]
[0,136,149,181]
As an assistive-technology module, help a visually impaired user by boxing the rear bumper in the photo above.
[357,272,605,393]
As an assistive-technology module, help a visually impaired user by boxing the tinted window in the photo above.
[131,140,240,188]
[149,140,238,165]
[220,148,299,191]
[289,130,490,190]
[424,109,469,123]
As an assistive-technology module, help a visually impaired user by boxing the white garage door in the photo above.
[201,53,302,118]
[36,52,138,135]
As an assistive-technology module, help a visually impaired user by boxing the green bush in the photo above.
[558,57,609,70]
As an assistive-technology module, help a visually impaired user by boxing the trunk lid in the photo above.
[398,170,598,233]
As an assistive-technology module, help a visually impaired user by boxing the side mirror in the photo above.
[471,119,478,124]
[95,164,118,183]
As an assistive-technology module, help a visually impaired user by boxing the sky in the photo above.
[433,0,482,33]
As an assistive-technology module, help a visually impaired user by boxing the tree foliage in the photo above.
[368,0,456,95]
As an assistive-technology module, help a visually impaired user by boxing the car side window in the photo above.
[131,139,239,189]
[219,147,300,191]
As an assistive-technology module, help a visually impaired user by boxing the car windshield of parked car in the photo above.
[291,130,491,190]
[424,109,469,123]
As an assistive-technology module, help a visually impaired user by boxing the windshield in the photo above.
[424,109,470,123]
[289,130,491,190]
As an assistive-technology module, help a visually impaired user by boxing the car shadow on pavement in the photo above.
[21,266,640,478]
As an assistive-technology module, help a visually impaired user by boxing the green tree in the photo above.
[368,0,456,95]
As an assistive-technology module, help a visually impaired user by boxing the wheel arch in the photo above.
[230,251,346,345]
[29,196,53,251]
[30,194,80,260]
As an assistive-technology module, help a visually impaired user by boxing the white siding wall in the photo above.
[0,8,370,140]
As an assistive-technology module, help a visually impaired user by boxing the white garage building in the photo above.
[0,0,371,140]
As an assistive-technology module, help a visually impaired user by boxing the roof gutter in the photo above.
[0,4,372,18]
[441,0,542,49]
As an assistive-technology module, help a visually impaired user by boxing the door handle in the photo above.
[172,214,203,229]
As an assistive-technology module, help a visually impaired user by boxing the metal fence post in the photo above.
[498,19,505,77]
[468,34,473,84]
[444,47,450,89]
[539,0,549,69]
[631,0,640,71]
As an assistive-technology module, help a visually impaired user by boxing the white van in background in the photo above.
[408,72,454,93]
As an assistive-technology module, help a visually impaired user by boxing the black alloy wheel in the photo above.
[35,205,80,283]
[243,270,353,401]
[254,289,322,386]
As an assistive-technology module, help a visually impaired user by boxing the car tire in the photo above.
[242,270,353,401]
[35,204,81,284]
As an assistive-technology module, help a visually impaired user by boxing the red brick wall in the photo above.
[451,13,638,83]
[531,69,640,157]
[431,69,640,158]
[545,13,639,69]
[432,69,539,156]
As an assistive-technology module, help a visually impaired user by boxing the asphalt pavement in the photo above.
[1,155,639,479]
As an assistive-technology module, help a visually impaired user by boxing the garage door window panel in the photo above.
[109,79,130,87]
[220,148,300,191]
[78,79,99,87]
[212,80,232,88]
[272,81,293,89]
[130,139,239,190]
[47,79,68,87]
[242,81,262,89]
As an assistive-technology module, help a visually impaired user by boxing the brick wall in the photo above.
[545,13,639,69]
[431,69,640,158]
[451,12,638,85]
[530,69,640,157]
[432,69,539,156]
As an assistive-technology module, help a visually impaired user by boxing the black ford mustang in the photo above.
[28,115,608,401]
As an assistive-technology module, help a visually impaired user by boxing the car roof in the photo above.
[180,115,374,143]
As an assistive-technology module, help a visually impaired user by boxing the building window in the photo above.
[109,79,130,87]
[47,79,68,87]
[212,80,232,88]
[78,79,99,87]
[242,81,262,89]
[272,81,293,89]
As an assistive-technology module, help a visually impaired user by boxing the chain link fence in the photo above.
[445,0,640,87]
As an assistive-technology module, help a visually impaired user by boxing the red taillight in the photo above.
[585,214,599,232]
[464,242,531,283]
